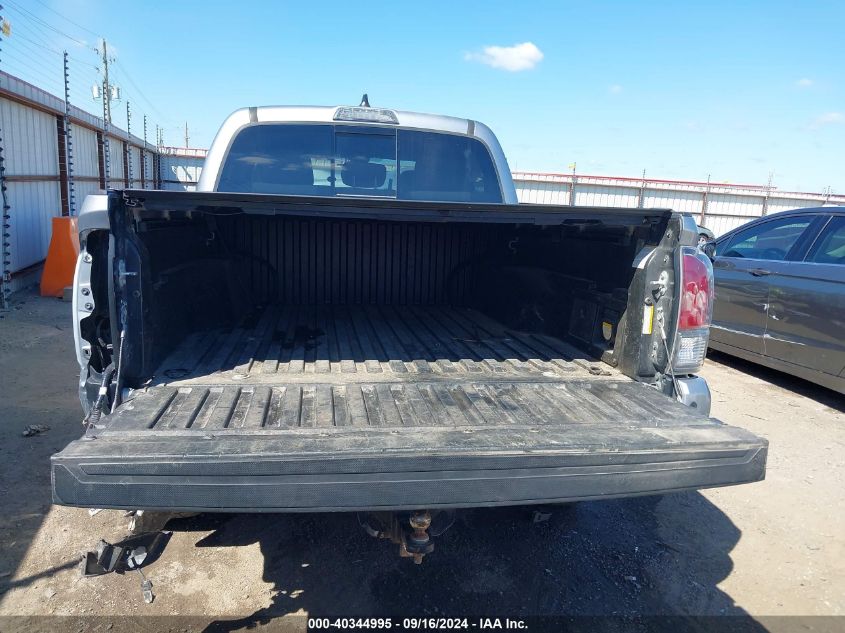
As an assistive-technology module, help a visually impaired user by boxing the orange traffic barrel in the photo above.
[40,216,80,297]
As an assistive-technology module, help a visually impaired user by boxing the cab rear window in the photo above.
[217,124,502,203]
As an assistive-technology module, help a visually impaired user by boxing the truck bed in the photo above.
[52,305,767,511]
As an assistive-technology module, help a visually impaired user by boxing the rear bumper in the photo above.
[52,428,767,512]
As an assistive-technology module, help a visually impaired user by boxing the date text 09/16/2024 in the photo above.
[307,618,528,630]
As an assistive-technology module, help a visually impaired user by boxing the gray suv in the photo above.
[708,206,845,394]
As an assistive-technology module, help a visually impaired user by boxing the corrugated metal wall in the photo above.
[107,136,126,188]
[0,98,59,273]
[159,150,205,191]
[515,172,845,236]
[73,125,100,187]
[0,71,158,297]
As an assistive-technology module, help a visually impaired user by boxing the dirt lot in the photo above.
[0,290,843,623]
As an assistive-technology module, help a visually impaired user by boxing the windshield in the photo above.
[217,124,503,203]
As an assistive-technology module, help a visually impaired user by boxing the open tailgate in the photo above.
[52,377,767,512]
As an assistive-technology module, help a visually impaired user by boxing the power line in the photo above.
[5,35,62,69]
[4,0,92,49]
[28,0,103,39]
[4,56,62,89]
[2,8,68,51]
[1,16,99,70]
[110,60,175,127]
[3,4,169,140]
[5,23,63,55]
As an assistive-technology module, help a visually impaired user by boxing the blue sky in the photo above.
[4,0,844,192]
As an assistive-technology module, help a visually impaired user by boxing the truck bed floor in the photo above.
[156,304,618,385]
[54,304,767,510]
[118,304,690,432]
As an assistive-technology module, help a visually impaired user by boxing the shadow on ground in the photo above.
[151,492,767,629]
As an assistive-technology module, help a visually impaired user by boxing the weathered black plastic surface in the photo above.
[52,423,767,511]
[52,304,767,511]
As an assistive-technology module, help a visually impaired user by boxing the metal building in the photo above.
[514,172,845,236]
[0,71,159,299]
[157,146,207,191]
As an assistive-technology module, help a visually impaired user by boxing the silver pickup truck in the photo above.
[52,103,766,559]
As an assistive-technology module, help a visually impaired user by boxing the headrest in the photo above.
[341,159,387,188]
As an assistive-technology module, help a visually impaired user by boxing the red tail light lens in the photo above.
[679,249,713,330]
[674,247,714,373]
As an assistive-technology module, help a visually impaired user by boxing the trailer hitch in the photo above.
[358,510,454,564]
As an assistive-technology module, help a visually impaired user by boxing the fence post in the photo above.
[638,169,647,209]
[56,116,70,216]
[126,101,133,188]
[0,115,9,309]
[96,131,106,189]
[63,51,76,215]
[762,172,773,216]
[141,114,148,188]
[122,141,128,186]
[699,174,710,225]
[0,7,10,307]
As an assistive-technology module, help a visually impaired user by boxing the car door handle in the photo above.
[749,268,771,277]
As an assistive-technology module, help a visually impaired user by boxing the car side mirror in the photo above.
[701,240,716,261]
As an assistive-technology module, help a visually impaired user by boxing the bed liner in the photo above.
[51,305,768,511]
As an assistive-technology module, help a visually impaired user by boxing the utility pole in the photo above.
[101,40,111,188]
[184,122,189,148]
[92,40,121,189]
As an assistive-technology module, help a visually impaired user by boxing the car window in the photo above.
[806,217,845,265]
[719,216,813,260]
[335,128,398,197]
[217,123,502,202]
[397,130,502,202]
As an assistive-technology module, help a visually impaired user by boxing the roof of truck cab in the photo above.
[229,105,483,136]
[197,105,518,202]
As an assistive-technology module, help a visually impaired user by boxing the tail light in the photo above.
[673,246,713,373]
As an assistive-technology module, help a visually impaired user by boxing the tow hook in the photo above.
[359,510,452,564]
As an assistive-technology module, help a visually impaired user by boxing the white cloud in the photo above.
[608,84,623,95]
[464,42,544,72]
[811,112,843,129]
[795,78,814,88]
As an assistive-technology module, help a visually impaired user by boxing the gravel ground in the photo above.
[0,290,842,623]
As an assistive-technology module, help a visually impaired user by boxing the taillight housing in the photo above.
[673,246,714,373]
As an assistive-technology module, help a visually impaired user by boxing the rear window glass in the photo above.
[217,124,502,203]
